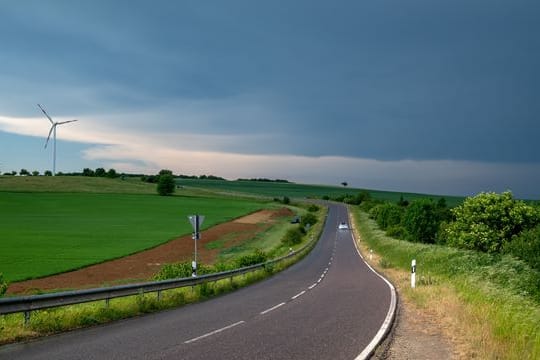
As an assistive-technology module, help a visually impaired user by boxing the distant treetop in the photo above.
[237,178,290,183]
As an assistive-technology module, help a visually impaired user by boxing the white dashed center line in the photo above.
[184,321,245,344]
[260,302,286,315]
[291,290,306,300]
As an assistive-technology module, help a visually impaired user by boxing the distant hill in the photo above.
[176,178,465,207]
[0,175,156,194]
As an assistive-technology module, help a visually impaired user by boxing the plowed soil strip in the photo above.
[8,208,293,295]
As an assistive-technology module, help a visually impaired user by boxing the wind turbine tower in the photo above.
[38,104,78,176]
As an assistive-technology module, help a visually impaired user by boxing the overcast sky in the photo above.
[1,1,539,198]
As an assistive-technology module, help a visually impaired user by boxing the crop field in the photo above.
[177,179,464,207]
[0,191,264,282]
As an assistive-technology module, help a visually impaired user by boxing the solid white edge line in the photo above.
[184,320,245,344]
[291,290,306,300]
[260,302,286,315]
[308,283,317,289]
[350,212,397,360]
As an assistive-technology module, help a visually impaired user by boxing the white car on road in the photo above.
[338,222,349,230]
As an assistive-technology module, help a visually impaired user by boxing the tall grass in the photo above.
[352,209,540,359]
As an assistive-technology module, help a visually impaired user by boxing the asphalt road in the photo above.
[0,203,394,360]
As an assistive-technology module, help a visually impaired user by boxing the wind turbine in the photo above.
[38,104,78,176]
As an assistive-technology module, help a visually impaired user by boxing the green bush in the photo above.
[386,225,406,239]
[445,191,540,253]
[402,199,440,243]
[373,203,403,230]
[154,263,192,280]
[307,204,319,212]
[301,213,318,227]
[504,225,540,271]
[360,199,383,213]
[157,174,176,196]
[281,227,304,246]
[235,249,268,267]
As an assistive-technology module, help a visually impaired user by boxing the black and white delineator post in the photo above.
[411,259,416,288]
[188,214,205,277]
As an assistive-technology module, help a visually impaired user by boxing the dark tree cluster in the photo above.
[237,178,290,183]
[82,168,120,179]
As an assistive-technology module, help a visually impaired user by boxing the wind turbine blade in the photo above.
[45,125,55,148]
[37,104,54,124]
[57,119,78,125]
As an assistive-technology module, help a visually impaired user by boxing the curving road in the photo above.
[0,203,395,360]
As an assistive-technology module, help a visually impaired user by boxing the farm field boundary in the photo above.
[0,191,265,282]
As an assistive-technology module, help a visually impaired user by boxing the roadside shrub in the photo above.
[307,204,319,212]
[504,225,540,271]
[281,227,304,246]
[402,199,440,243]
[301,213,318,227]
[373,203,403,230]
[235,249,268,267]
[445,191,540,253]
[344,196,358,205]
[0,273,7,297]
[154,263,192,280]
[386,225,406,239]
[369,204,383,221]
[154,262,229,280]
[356,191,371,205]
[360,199,383,213]
[282,196,290,205]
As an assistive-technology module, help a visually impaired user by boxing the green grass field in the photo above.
[177,179,464,207]
[0,191,264,282]
[0,175,462,283]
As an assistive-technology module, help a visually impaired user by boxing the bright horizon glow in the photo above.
[1,114,538,199]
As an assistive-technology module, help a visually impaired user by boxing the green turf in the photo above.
[177,179,464,207]
[0,192,264,282]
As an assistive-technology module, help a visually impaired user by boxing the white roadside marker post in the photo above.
[369,249,373,261]
[411,259,416,289]
[188,214,205,277]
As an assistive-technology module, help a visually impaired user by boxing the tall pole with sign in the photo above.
[188,214,205,277]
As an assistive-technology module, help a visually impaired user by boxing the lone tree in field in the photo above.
[157,173,176,196]
[341,181,348,187]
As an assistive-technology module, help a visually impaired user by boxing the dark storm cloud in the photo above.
[1,0,539,163]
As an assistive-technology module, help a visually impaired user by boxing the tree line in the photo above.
[332,191,540,272]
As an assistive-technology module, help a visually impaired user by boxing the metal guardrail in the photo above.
[0,235,317,321]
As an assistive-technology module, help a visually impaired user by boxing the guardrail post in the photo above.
[157,290,161,302]
[105,298,110,308]
[24,311,31,326]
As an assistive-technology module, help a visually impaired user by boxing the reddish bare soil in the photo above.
[8,208,293,295]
